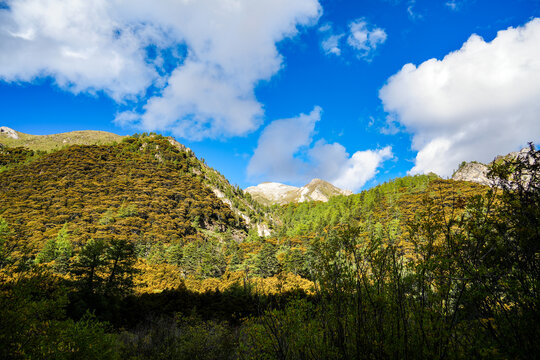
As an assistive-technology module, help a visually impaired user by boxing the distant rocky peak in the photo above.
[245,178,352,205]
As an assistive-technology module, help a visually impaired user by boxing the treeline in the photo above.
[274,172,489,239]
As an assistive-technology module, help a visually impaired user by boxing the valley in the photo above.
[1,128,538,359]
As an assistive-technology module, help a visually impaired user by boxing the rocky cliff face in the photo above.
[452,147,535,186]
[452,162,491,186]
[245,178,352,205]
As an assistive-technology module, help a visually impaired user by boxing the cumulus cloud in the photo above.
[318,19,386,60]
[380,18,540,177]
[0,0,321,139]
[248,107,393,191]
[0,0,157,100]
[321,33,344,56]
[347,19,387,60]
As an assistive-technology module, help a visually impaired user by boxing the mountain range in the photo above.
[0,125,521,263]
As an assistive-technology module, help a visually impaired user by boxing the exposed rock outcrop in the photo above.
[0,126,19,139]
[452,146,536,186]
[452,162,491,186]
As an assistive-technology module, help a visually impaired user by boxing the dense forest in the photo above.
[0,135,538,359]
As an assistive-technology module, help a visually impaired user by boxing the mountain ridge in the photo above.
[245,178,352,205]
[0,126,125,151]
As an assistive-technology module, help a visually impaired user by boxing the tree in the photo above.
[255,242,279,278]
[36,223,73,273]
[70,238,107,295]
[458,143,540,358]
[103,238,137,296]
[0,218,12,269]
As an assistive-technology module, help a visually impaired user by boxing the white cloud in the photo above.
[248,107,322,182]
[318,23,332,33]
[309,140,393,191]
[248,107,393,191]
[0,0,157,101]
[406,0,423,20]
[321,33,344,56]
[319,19,386,60]
[0,0,321,139]
[379,18,540,176]
[347,19,387,60]
[445,0,467,11]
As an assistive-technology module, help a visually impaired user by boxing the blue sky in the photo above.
[1,0,539,191]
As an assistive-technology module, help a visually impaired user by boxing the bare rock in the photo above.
[0,126,19,139]
[167,137,191,152]
[452,162,491,186]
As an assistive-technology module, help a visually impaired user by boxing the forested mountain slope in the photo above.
[0,128,273,232]
[275,173,488,237]
[0,135,245,254]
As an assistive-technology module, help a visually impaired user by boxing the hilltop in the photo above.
[0,135,245,252]
[0,126,124,151]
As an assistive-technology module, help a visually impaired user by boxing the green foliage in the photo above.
[0,146,45,172]
[1,133,538,359]
[70,238,137,296]
[0,135,245,255]
[254,242,279,278]
[181,239,227,278]
[275,173,440,238]
[239,146,540,359]
[0,269,119,360]
[120,314,237,360]
[35,223,73,273]
[0,218,12,268]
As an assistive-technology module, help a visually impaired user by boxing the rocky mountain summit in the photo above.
[452,147,534,186]
[245,178,352,205]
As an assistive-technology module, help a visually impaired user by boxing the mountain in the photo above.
[1,127,273,236]
[0,134,248,253]
[245,178,352,205]
[0,126,124,151]
[452,161,491,186]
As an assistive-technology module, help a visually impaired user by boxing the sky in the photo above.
[1,0,539,192]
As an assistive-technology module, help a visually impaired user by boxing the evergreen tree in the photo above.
[71,238,107,295]
[104,238,137,296]
[35,223,73,273]
[255,242,279,277]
